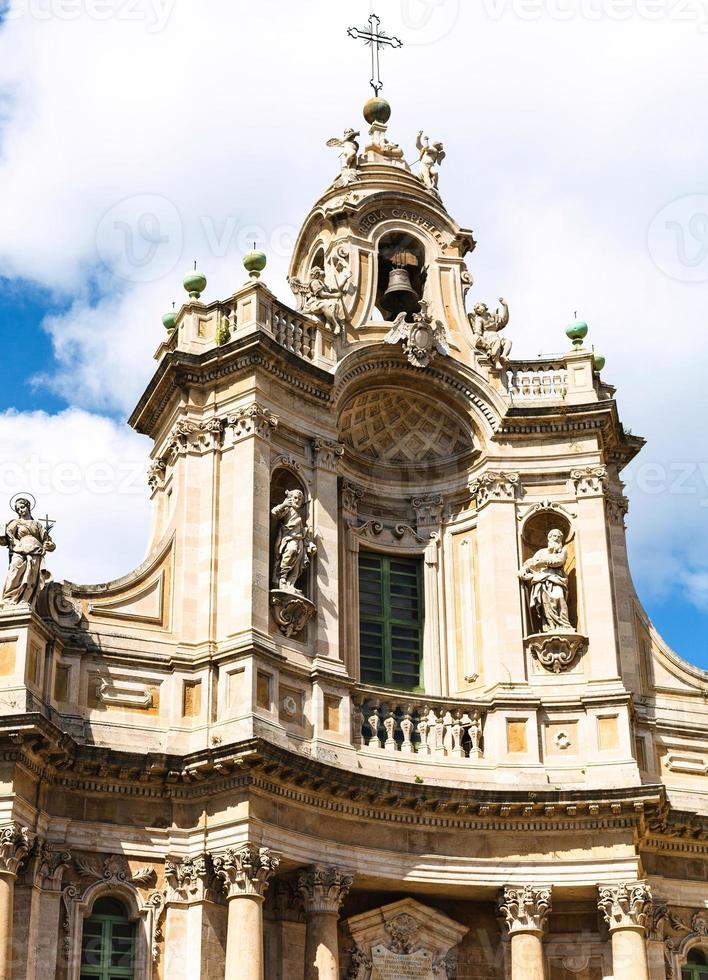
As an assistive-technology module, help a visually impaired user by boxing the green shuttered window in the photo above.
[359,552,423,690]
[80,896,135,980]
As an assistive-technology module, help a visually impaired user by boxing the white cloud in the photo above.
[0,408,151,584]
[0,0,707,633]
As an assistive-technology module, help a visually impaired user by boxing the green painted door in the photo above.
[80,897,135,980]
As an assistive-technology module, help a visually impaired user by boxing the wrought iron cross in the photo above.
[347,14,402,96]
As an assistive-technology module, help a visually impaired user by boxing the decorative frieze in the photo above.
[297,865,353,914]
[606,490,629,525]
[147,457,167,490]
[597,881,652,933]
[164,853,219,904]
[74,853,157,888]
[498,885,552,935]
[651,904,708,980]
[571,465,607,497]
[213,844,280,900]
[311,437,345,471]
[0,823,33,876]
[341,480,364,521]
[30,839,71,890]
[227,404,279,441]
[470,471,520,507]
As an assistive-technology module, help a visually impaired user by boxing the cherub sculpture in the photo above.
[384,300,450,369]
[469,297,512,369]
[416,131,446,192]
[271,489,317,594]
[0,495,56,607]
[289,266,348,336]
[518,529,574,634]
[326,128,360,184]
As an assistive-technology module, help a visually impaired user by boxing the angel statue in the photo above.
[0,495,56,607]
[326,128,360,185]
[518,529,574,634]
[271,489,317,594]
[384,300,450,369]
[416,131,446,192]
[289,266,348,336]
[470,298,512,369]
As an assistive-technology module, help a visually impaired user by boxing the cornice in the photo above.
[128,332,335,439]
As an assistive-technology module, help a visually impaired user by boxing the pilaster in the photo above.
[597,881,652,980]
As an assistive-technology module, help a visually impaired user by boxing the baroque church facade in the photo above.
[0,93,706,980]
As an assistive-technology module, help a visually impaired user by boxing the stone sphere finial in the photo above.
[162,301,177,331]
[364,95,391,125]
[565,318,588,349]
[243,247,267,280]
[183,261,207,300]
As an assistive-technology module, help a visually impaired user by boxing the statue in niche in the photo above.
[289,266,348,336]
[518,528,574,633]
[326,128,360,186]
[416,131,446,192]
[470,297,512,369]
[271,489,316,594]
[0,495,56,607]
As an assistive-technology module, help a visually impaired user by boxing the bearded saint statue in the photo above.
[518,528,574,633]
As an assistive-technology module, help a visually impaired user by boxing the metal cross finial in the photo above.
[347,14,402,96]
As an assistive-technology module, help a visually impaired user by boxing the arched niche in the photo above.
[520,509,578,634]
[375,231,426,321]
[269,466,313,600]
[310,244,325,276]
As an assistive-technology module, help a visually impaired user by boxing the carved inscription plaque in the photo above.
[371,944,434,980]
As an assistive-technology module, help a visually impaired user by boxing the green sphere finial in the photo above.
[183,261,207,300]
[162,301,177,332]
[363,96,391,125]
[243,247,267,280]
[593,351,606,372]
[565,317,588,349]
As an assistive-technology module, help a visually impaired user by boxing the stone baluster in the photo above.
[383,709,397,751]
[499,884,552,980]
[400,708,414,754]
[0,824,33,980]
[214,844,280,980]
[297,865,353,980]
[597,882,652,980]
[366,702,382,749]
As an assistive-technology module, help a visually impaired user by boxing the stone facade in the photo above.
[0,93,706,980]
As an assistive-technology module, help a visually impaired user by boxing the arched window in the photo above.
[80,896,135,980]
[683,948,708,980]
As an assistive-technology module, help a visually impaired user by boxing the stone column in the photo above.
[164,854,226,980]
[498,884,552,980]
[0,824,32,980]
[214,844,280,980]
[297,865,353,980]
[597,881,652,980]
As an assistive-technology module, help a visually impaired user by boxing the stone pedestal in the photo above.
[297,865,353,980]
[214,844,279,980]
[597,882,652,980]
[0,825,32,980]
[498,885,552,980]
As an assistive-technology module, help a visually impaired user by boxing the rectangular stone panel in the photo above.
[507,719,527,754]
[371,944,434,979]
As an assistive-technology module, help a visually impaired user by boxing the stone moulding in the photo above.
[270,589,317,637]
[525,631,588,673]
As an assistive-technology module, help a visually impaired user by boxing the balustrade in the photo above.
[506,361,567,402]
[354,693,484,760]
[271,303,317,360]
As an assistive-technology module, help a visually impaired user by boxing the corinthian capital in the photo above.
[213,844,280,900]
[498,885,552,936]
[165,853,219,904]
[227,404,279,442]
[297,865,353,915]
[597,881,652,933]
[311,437,345,472]
[0,824,34,877]
[470,471,520,508]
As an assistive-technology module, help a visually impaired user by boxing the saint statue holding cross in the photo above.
[0,494,56,607]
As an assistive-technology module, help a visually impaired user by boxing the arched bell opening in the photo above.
[310,245,325,277]
[520,511,578,635]
[375,232,426,322]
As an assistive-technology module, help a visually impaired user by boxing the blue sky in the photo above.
[0,0,707,671]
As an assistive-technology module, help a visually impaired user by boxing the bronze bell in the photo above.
[383,263,419,314]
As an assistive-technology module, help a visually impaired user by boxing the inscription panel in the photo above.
[371,944,434,980]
